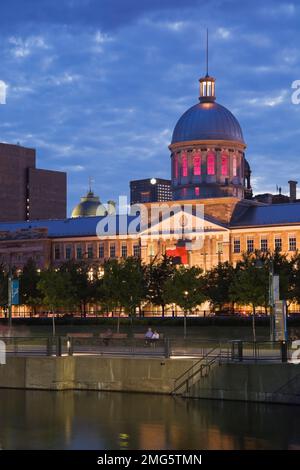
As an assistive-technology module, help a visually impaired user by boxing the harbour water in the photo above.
[0,389,299,450]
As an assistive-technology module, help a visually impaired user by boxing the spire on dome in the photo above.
[199,29,216,102]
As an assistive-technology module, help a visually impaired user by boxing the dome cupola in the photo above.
[169,36,251,201]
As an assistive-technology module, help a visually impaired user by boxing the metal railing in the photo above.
[0,336,295,362]
[172,346,221,395]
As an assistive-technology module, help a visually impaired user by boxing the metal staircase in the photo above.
[171,346,221,396]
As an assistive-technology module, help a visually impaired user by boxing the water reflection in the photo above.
[0,389,299,450]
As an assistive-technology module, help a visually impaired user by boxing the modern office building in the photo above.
[130,178,172,204]
[0,142,67,222]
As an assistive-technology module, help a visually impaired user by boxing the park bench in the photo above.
[99,333,127,339]
[133,333,164,340]
[67,333,94,338]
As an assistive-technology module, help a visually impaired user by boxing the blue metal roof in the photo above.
[171,101,244,144]
[231,203,300,227]
[0,215,139,238]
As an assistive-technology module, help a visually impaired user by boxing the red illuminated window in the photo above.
[182,152,188,177]
[174,154,178,178]
[195,187,200,196]
[207,152,215,175]
[221,153,228,176]
[232,155,237,176]
[193,152,201,175]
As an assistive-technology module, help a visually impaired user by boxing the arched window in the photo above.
[182,152,188,177]
[221,153,228,176]
[232,155,237,177]
[193,152,201,175]
[207,152,215,175]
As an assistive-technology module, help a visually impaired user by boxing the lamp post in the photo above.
[8,252,12,329]
[183,290,189,339]
[268,257,275,342]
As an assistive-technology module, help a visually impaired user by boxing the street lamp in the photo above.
[255,255,275,342]
[183,290,189,339]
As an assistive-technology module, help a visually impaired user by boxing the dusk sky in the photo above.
[0,0,300,215]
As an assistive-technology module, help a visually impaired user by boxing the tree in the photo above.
[19,258,42,316]
[99,259,124,330]
[145,255,176,316]
[37,269,76,315]
[203,261,235,313]
[60,261,98,317]
[118,257,146,317]
[164,266,206,338]
[229,252,269,341]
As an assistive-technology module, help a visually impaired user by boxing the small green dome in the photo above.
[71,190,107,218]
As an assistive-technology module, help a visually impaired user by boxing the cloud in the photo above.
[8,35,49,58]
[216,27,231,39]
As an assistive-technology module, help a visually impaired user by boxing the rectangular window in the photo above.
[87,245,93,259]
[221,153,228,176]
[233,238,240,253]
[195,187,200,197]
[217,242,223,254]
[260,238,268,252]
[247,238,254,253]
[99,244,104,258]
[133,244,141,257]
[121,244,127,258]
[174,154,179,179]
[274,236,282,251]
[289,235,297,251]
[232,155,237,177]
[207,152,215,175]
[110,244,116,258]
[76,246,83,259]
[182,152,188,177]
[193,152,201,175]
[54,246,60,260]
[65,246,72,260]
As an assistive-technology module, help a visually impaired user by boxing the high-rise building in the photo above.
[130,178,172,204]
[0,142,66,222]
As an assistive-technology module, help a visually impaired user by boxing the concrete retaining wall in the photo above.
[1,357,300,404]
[186,363,300,405]
[0,356,196,393]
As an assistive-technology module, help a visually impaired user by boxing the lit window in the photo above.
[87,246,93,259]
[233,238,240,253]
[76,246,83,259]
[99,244,104,258]
[133,245,141,257]
[121,244,127,258]
[193,152,201,175]
[221,153,228,176]
[110,244,116,258]
[247,238,254,253]
[195,187,200,197]
[182,188,187,199]
[289,235,296,251]
[66,247,72,260]
[182,152,188,177]
[217,242,223,254]
[233,155,237,176]
[54,246,60,260]
[275,236,282,251]
[207,152,215,175]
[260,238,268,252]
